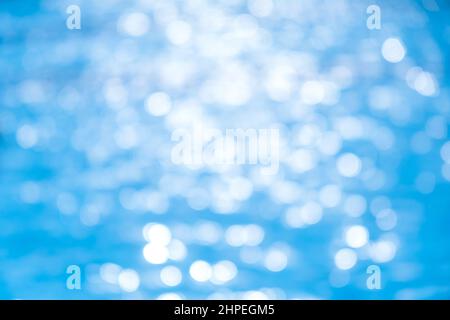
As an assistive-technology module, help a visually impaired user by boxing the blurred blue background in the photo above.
[1,0,450,299]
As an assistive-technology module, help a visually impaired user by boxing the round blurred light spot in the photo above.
[270,180,302,204]
[317,131,342,156]
[195,222,222,244]
[80,205,101,226]
[189,260,212,282]
[143,243,169,264]
[376,209,397,231]
[381,38,406,63]
[334,248,357,270]
[285,206,304,228]
[103,78,127,107]
[100,263,122,285]
[415,172,436,194]
[440,142,450,164]
[406,67,422,88]
[242,290,269,300]
[319,184,342,208]
[229,177,253,201]
[414,71,437,96]
[16,124,38,149]
[370,196,391,215]
[264,63,295,102]
[295,124,321,146]
[300,201,323,225]
[300,81,325,105]
[187,188,210,211]
[288,149,316,173]
[343,194,367,217]
[407,67,438,97]
[144,191,169,214]
[244,224,265,246]
[118,269,140,292]
[114,125,139,150]
[337,153,362,177]
[369,86,395,110]
[157,293,183,300]
[208,63,252,107]
[330,65,353,88]
[143,223,172,245]
[372,127,395,151]
[118,12,150,37]
[56,192,78,215]
[264,249,288,272]
[145,92,172,116]
[211,260,238,284]
[345,225,369,248]
[363,170,386,191]
[160,266,182,287]
[425,116,447,140]
[322,81,341,106]
[168,239,187,261]
[225,225,246,247]
[225,224,264,246]
[335,116,364,139]
[166,20,192,45]
[442,164,450,181]
[369,241,396,263]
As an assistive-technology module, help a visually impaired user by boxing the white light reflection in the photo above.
[334,248,357,270]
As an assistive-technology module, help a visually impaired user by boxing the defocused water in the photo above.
[0,0,450,299]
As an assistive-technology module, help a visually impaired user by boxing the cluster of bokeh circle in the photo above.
[1,0,449,299]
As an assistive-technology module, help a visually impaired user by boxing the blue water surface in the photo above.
[0,0,450,299]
